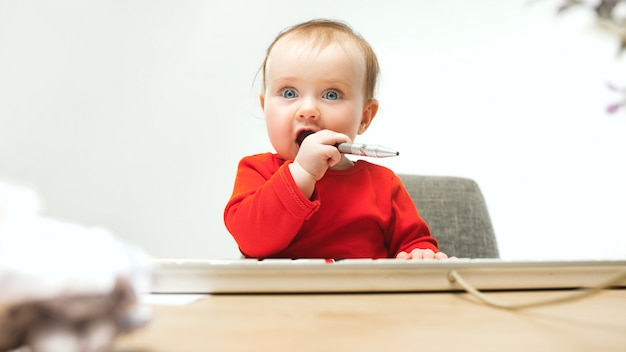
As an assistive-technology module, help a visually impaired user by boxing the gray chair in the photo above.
[397,174,499,258]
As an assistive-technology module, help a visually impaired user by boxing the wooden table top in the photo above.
[113,289,626,352]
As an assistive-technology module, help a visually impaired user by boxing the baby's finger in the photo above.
[395,251,409,259]
[413,248,435,260]
[316,129,351,146]
[434,252,449,260]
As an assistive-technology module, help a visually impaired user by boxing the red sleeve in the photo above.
[223,154,320,258]
[385,176,438,256]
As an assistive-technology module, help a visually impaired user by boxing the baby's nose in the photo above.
[297,97,320,120]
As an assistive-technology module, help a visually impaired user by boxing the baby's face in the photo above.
[261,38,371,161]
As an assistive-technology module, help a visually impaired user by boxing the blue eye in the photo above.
[323,90,340,100]
[281,89,298,99]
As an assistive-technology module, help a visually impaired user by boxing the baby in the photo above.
[224,19,449,260]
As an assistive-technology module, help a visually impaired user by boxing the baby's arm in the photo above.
[386,176,453,260]
[224,155,320,258]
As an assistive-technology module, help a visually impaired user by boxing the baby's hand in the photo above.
[396,248,452,260]
[293,129,350,181]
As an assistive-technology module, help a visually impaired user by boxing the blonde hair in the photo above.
[260,19,380,100]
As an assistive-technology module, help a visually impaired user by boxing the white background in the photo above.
[1,0,624,260]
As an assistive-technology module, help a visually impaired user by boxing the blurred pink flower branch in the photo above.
[606,82,626,113]
[557,0,626,54]
[554,0,626,113]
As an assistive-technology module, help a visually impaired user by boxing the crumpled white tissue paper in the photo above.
[0,180,153,352]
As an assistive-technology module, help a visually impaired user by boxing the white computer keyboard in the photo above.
[150,258,626,294]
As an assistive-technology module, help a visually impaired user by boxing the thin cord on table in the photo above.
[447,267,626,310]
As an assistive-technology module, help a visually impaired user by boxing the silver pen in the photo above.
[297,130,399,158]
[336,142,399,158]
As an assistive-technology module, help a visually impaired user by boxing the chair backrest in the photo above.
[397,174,499,258]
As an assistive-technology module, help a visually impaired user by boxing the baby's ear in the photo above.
[259,94,265,110]
[358,99,379,134]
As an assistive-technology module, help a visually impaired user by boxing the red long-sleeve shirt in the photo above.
[224,153,438,259]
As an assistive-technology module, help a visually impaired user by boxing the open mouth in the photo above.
[296,130,315,146]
